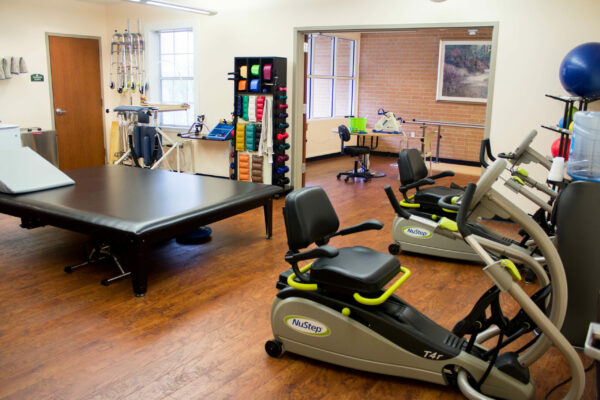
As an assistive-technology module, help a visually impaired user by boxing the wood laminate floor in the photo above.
[0,155,594,399]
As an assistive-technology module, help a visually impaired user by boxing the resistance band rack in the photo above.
[541,94,600,159]
[402,119,485,163]
[229,57,289,192]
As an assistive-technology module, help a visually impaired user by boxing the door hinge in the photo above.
[303,42,309,53]
[303,104,307,114]
[302,163,306,173]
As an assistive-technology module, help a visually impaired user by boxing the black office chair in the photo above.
[336,125,371,182]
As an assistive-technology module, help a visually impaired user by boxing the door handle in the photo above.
[56,108,67,115]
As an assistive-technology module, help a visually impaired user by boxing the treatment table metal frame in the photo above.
[0,165,282,297]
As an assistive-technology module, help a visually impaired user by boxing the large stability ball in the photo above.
[559,42,600,97]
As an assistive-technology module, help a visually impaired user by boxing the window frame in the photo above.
[156,28,195,128]
[306,34,357,120]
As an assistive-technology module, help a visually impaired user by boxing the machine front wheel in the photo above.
[388,243,401,255]
[265,339,284,358]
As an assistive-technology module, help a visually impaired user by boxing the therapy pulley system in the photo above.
[110,19,146,94]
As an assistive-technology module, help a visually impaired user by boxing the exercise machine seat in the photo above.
[416,186,463,205]
[284,186,400,294]
[398,148,462,206]
[311,246,400,294]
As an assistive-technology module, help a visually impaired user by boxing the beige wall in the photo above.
[0,0,108,133]
[2,0,600,190]
[306,118,345,157]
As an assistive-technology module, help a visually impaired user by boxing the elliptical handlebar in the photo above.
[456,183,477,238]
[513,129,538,159]
[479,138,496,168]
[472,159,507,206]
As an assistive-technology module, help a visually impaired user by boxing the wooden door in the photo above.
[48,35,105,170]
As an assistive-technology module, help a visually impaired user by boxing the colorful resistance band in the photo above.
[263,64,272,80]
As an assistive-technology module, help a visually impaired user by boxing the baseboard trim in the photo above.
[307,151,481,167]
[307,153,344,162]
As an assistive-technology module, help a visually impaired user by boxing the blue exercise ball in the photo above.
[559,42,600,97]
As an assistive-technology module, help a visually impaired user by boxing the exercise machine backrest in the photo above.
[283,187,340,251]
[398,149,428,185]
[397,149,454,192]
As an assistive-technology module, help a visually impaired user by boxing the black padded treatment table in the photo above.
[0,165,283,296]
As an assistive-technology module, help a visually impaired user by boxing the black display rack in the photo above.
[541,94,600,158]
[228,57,290,194]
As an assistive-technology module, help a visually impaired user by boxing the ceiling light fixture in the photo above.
[122,0,217,16]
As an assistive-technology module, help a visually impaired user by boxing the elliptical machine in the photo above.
[265,159,583,400]
[480,129,566,239]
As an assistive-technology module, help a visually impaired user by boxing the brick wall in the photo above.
[357,28,492,162]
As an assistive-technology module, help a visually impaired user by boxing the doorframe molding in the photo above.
[291,22,499,189]
[45,33,106,159]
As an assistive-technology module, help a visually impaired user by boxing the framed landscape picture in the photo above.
[436,40,492,103]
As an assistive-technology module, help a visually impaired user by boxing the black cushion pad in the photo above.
[311,246,401,294]
[0,165,281,237]
[343,146,370,157]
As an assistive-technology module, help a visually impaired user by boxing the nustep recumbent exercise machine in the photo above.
[265,160,583,400]
[388,154,531,263]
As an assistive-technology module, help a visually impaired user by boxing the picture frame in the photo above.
[436,40,492,103]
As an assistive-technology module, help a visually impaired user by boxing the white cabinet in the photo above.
[0,124,21,149]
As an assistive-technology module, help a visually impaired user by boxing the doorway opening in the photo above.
[291,23,498,188]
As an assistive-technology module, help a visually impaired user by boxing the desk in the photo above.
[0,165,282,297]
[351,130,407,177]
[351,130,408,150]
